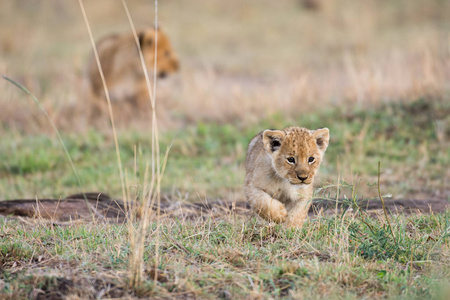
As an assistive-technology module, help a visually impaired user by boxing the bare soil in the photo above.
[0,192,448,223]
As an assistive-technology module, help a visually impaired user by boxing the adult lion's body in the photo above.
[244,127,330,228]
[87,27,179,114]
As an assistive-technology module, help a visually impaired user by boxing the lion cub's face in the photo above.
[138,28,180,78]
[263,127,329,186]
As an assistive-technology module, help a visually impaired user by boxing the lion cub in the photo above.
[87,27,179,112]
[244,127,329,228]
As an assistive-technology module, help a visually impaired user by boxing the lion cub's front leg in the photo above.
[285,200,313,228]
[245,186,287,223]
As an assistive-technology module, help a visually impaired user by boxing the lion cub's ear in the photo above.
[312,128,330,152]
[263,130,285,153]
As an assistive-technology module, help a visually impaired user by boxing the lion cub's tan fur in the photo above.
[244,127,329,228]
[87,27,179,115]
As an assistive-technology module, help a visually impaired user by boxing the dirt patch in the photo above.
[0,193,448,223]
[311,198,450,216]
[0,193,125,223]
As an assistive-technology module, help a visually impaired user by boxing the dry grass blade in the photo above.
[121,0,163,286]
[77,0,127,204]
[2,76,79,188]
[378,161,395,240]
[78,0,157,287]
[1,75,96,218]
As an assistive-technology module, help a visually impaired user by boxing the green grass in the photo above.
[1,208,449,299]
[1,98,448,201]
[0,97,448,298]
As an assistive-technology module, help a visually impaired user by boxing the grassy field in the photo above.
[1,205,449,299]
[0,98,448,299]
[1,0,449,299]
[0,98,448,202]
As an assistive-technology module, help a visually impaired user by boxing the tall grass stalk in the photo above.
[78,0,161,287]
[378,161,395,240]
[121,0,163,286]
[77,0,127,205]
[1,77,78,185]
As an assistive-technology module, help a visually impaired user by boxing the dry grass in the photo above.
[75,0,165,288]
[1,0,449,132]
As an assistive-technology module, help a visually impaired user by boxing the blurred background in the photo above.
[0,0,449,201]
[1,0,449,130]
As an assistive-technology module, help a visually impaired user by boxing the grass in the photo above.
[0,97,448,298]
[0,207,449,299]
[1,0,449,298]
[0,98,448,201]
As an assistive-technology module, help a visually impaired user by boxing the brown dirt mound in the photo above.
[0,193,448,222]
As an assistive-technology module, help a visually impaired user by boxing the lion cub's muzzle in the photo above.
[294,174,312,185]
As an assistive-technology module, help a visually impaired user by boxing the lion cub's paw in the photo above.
[284,215,307,229]
[266,202,288,223]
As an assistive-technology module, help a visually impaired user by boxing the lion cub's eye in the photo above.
[308,157,315,163]
[286,157,296,164]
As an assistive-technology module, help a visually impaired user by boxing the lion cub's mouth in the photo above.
[290,179,311,186]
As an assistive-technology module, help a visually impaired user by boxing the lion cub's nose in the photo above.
[297,175,308,182]
[158,71,168,78]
